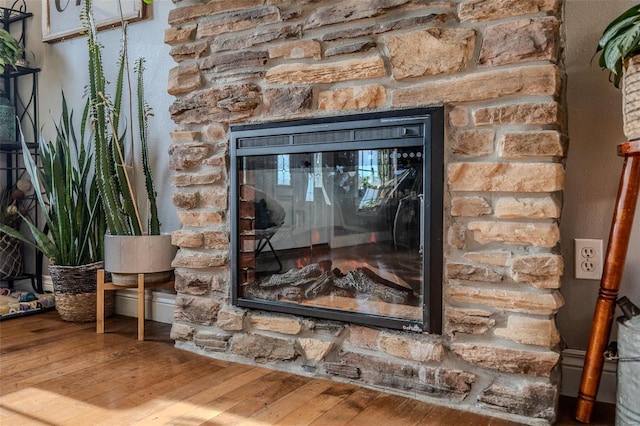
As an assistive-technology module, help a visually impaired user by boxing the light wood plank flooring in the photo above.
[0,312,614,425]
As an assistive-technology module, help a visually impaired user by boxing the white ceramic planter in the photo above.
[104,234,177,285]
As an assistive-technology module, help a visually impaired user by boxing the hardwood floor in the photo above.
[555,396,615,426]
[0,311,614,425]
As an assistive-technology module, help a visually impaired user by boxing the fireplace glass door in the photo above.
[231,109,443,332]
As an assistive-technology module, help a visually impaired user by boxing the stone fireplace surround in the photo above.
[166,0,565,424]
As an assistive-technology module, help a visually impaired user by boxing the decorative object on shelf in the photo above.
[0,186,22,280]
[82,0,175,283]
[0,93,15,141]
[594,4,640,140]
[15,49,34,68]
[0,185,21,228]
[0,179,34,280]
[0,2,40,151]
[0,0,39,148]
[0,27,22,74]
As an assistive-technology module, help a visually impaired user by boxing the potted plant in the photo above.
[82,0,175,285]
[0,28,22,74]
[0,95,114,322]
[594,4,640,140]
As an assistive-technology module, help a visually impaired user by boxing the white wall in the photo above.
[15,0,179,234]
[560,0,640,349]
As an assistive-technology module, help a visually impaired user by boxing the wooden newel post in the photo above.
[576,141,640,423]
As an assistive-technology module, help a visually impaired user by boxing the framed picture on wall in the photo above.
[42,0,148,43]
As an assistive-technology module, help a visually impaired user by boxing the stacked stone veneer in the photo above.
[165,0,565,423]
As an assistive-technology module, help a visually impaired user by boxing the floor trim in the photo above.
[561,348,617,404]
[113,288,175,324]
[45,275,175,324]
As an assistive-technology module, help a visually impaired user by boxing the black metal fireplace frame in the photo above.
[230,107,444,333]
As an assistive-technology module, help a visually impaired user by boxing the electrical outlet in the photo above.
[575,239,604,280]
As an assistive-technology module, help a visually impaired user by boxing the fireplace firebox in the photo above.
[230,108,444,332]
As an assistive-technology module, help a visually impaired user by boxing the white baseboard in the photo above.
[43,275,53,293]
[561,349,617,404]
[42,275,175,324]
[113,288,175,324]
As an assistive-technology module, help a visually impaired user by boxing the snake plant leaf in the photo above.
[0,95,101,266]
[0,221,59,263]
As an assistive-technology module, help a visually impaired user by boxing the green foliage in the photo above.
[135,58,160,235]
[82,0,160,236]
[595,4,640,88]
[0,94,101,266]
[0,28,22,74]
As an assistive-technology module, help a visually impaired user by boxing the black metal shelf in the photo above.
[0,141,37,152]
[0,0,42,293]
[2,65,40,78]
[0,3,31,25]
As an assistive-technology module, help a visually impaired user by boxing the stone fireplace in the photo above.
[230,108,444,332]
[166,0,565,423]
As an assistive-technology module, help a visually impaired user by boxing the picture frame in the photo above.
[42,0,148,43]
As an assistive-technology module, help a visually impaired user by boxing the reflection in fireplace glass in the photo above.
[238,147,424,321]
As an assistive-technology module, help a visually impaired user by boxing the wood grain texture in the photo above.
[0,312,517,426]
[0,311,601,425]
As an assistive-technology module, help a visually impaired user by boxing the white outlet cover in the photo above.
[575,238,604,280]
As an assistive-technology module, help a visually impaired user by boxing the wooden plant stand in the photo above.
[96,269,174,341]
[576,141,640,423]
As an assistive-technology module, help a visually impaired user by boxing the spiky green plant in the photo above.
[135,57,160,235]
[82,0,160,236]
[0,94,101,266]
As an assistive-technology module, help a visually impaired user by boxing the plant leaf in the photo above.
[600,5,640,47]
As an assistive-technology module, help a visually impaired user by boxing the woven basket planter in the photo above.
[49,261,114,322]
[623,55,640,141]
[0,232,22,280]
